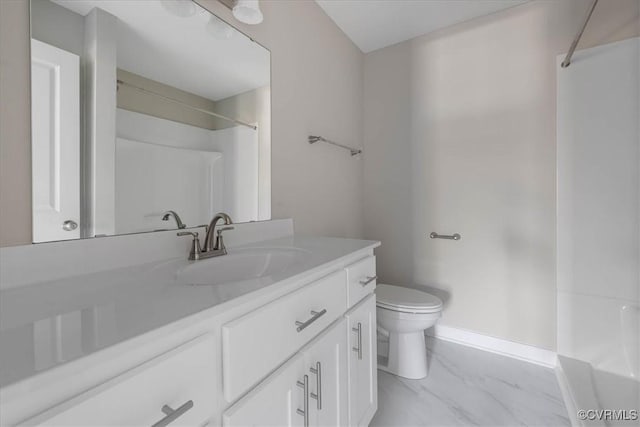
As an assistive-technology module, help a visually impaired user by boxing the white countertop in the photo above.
[0,235,379,388]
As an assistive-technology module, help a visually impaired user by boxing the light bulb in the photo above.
[160,0,197,18]
[232,0,263,25]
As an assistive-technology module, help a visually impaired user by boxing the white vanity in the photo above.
[0,221,379,426]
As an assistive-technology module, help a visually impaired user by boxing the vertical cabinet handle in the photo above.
[352,322,362,360]
[151,400,194,427]
[296,374,309,427]
[309,361,322,410]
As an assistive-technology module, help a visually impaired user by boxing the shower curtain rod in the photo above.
[116,79,257,130]
[561,0,599,68]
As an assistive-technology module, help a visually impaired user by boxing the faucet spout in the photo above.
[204,212,233,252]
[162,210,186,229]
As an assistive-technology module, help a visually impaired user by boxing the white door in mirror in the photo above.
[31,40,80,242]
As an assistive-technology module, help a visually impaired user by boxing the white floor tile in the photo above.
[371,336,570,427]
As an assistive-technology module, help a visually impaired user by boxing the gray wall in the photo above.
[0,0,32,247]
[363,0,640,350]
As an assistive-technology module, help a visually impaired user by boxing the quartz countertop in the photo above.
[0,235,379,388]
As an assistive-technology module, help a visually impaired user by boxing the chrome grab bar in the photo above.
[151,400,194,427]
[430,232,461,241]
[295,309,327,332]
[297,375,309,427]
[359,275,377,286]
[310,362,322,410]
[352,322,362,360]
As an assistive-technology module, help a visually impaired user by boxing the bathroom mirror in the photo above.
[29,0,271,243]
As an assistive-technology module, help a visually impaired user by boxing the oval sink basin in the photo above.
[176,247,310,286]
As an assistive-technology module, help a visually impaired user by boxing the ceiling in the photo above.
[316,0,527,53]
[52,0,270,101]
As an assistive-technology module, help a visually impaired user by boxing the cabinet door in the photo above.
[223,354,306,427]
[301,319,349,427]
[346,294,377,426]
[22,334,217,427]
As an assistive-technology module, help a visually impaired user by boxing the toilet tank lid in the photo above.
[376,284,443,310]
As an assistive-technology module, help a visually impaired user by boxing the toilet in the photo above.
[376,284,443,379]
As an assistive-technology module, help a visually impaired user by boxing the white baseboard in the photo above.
[427,324,557,368]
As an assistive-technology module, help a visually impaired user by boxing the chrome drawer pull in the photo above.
[352,322,362,360]
[310,361,322,410]
[296,374,309,427]
[151,400,194,427]
[295,309,327,332]
[359,275,377,286]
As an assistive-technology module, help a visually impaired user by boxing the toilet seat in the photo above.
[376,284,443,314]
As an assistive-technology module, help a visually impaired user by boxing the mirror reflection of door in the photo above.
[30,39,80,243]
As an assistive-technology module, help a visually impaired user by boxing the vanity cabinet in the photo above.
[222,270,347,402]
[301,318,349,427]
[224,318,349,427]
[1,246,379,427]
[223,353,306,427]
[21,334,217,426]
[346,294,378,427]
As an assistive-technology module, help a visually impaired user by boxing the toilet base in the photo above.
[378,331,428,379]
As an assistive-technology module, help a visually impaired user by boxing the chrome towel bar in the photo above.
[308,135,362,156]
[430,232,461,241]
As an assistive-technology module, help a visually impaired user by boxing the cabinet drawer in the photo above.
[23,334,217,427]
[345,256,376,308]
[222,270,347,403]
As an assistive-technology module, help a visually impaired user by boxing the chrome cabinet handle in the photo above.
[296,374,309,427]
[359,275,377,286]
[62,220,78,231]
[151,400,194,427]
[430,232,461,240]
[310,361,322,410]
[352,322,362,360]
[295,309,327,332]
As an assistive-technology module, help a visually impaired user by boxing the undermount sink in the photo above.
[176,247,310,286]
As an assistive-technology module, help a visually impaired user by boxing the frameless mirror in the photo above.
[29,0,271,243]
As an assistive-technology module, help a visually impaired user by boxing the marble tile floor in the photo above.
[371,336,570,427]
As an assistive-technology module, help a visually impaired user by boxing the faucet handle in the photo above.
[177,231,202,260]
[214,226,235,252]
[216,226,235,236]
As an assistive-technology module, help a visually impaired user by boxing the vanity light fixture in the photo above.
[232,0,263,25]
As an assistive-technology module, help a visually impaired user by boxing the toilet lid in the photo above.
[376,284,443,313]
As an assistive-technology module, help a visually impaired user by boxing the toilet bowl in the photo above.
[376,284,443,379]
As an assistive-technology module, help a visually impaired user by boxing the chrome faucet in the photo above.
[203,212,233,252]
[177,212,234,261]
[162,210,186,229]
